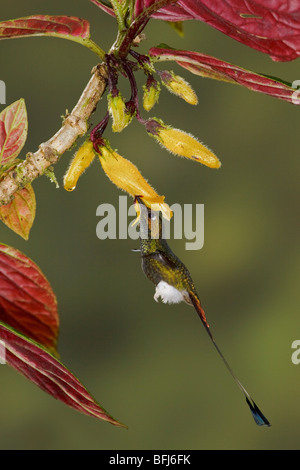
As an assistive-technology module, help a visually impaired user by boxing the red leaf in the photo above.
[90,0,176,22]
[0,322,125,426]
[90,0,115,17]
[134,0,164,18]
[153,0,300,62]
[0,184,36,240]
[150,1,193,21]
[0,99,28,166]
[0,15,90,40]
[150,46,300,105]
[0,244,58,353]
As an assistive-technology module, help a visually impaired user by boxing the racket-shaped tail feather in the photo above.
[189,292,270,427]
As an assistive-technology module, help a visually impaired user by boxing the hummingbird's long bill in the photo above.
[189,292,270,427]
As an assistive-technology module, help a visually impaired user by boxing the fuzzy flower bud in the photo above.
[98,140,172,220]
[159,70,198,105]
[143,78,161,112]
[64,140,95,191]
[146,119,221,169]
[107,92,132,132]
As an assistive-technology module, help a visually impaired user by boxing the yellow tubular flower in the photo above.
[160,71,198,105]
[64,140,96,191]
[146,119,221,169]
[98,142,172,220]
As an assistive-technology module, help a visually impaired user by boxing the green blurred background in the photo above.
[0,0,300,450]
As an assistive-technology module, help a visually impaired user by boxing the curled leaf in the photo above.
[0,99,28,166]
[0,184,36,240]
[150,46,300,105]
[90,0,115,17]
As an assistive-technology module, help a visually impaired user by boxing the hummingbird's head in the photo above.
[135,197,161,240]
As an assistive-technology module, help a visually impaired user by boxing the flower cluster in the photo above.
[64,51,221,217]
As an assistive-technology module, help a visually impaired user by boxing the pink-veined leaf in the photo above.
[139,0,193,21]
[134,0,171,18]
[90,0,115,17]
[0,244,58,354]
[0,322,125,426]
[90,0,191,21]
[153,0,300,62]
[0,184,36,240]
[90,0,177,22]
[92,1,300,61]
[90,0,171,19]
[149,46,300,105]
[0,15,90,41]
[0,99,28,166]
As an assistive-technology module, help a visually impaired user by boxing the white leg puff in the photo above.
[154,281,186,304]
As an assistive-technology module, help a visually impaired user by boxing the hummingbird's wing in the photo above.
[147,250,178,269]
[142,250,180,271]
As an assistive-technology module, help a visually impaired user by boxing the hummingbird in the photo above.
[135,197,270,427]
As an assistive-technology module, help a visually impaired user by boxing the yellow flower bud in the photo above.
[160,71,198,105]
[63,140,96,191]
[107,92,132,132]
[98,142,172,220]
[143,80,161,112]
[146,119,221,169]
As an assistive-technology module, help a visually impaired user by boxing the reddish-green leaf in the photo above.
[150,46,300,105]
[0,184,36,240]
[134,0,176,19]
[153,1,300,62]
[0,99,28,165]
[90,0,115,17]
[92,1,300,61]
[151,1,194,21]
[90,0,176,23]
[0,15,90,40]
[0,244,58,353]
[0,322,125,426]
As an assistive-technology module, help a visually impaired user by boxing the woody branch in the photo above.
[0,63,108,206]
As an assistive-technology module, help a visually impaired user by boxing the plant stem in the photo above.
[46,34,106,59]
[82,38,106,59]
[0,64,108,207]
[115,0,177,58]
[110,0,126,30]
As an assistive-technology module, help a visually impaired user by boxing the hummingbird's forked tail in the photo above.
[189,292,270,427]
